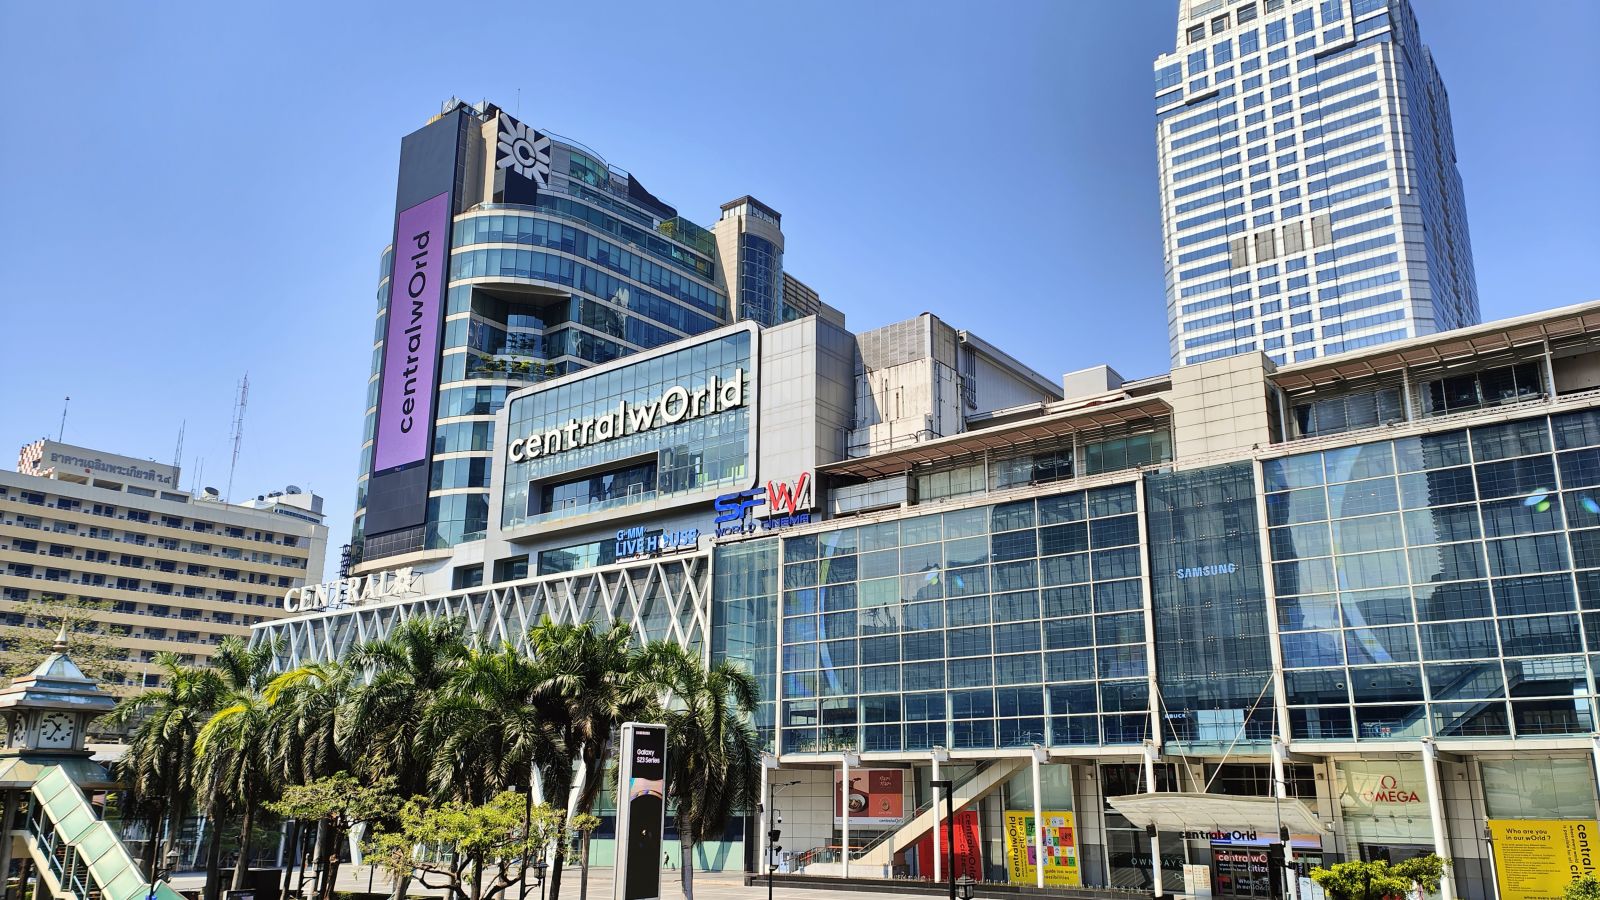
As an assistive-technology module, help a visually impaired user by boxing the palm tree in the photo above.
[422,644,557,900]
[425,644,555,804]
[343,616,469,797]
[194,637,281,899]
[527,619,655,900]
[262,660,356,900]
[102,653,227,879]
[646,643,761,900]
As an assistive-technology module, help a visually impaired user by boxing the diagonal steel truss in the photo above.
[252,551,713,670]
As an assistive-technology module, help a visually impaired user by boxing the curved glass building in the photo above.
[354,99,821,569]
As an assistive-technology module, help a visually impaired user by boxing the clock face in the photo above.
[39,712,75,749]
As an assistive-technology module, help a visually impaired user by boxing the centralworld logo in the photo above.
[496,115,551,186]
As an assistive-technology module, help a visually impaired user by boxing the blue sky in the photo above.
[1,1,1595,576]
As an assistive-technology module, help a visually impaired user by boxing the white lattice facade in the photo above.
[255,553,711,669]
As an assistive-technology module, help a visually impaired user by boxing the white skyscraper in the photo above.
[1156,0,1479,367]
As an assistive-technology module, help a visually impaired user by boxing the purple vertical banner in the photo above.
[374,190,451,473]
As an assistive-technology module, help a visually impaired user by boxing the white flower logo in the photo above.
[496,116,550,186]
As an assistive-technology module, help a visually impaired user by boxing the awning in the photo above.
[1107,792,1327,836]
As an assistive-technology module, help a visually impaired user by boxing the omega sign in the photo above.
[1360,774,1420,804]
[284,568,422,613]
[507,371,745,464]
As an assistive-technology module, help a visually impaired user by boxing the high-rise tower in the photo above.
[1155,0,1479,367]
[354,100,819,569]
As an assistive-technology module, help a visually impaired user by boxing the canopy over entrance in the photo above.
[1107,793,1327,836]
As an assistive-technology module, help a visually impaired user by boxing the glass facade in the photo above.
[1267,411,1600,741]
[775,483,1153,756]
[353,126,734,563]
[1147,463,1276,750]
[500,329,753,530]
[736,232,783,327]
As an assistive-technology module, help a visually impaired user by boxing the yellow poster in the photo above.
[1004,810,1081,886]
[1489,819,1600,900]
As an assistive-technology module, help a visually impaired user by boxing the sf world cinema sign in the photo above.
[506,370,745,464]
[283,568,423,613]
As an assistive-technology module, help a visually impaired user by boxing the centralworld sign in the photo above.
[506,370,745,464]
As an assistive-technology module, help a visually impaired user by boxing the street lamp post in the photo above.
[931,779,955,900]
[767,780,801,900]
[146,848,178,900]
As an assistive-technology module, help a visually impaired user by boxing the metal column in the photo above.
[932,751,944,883]
[1144,741,1163,897]
[1420,739,1456,900]
[1032,746,1046,889]
[1271,737,1298,900]
[841,754,852,878]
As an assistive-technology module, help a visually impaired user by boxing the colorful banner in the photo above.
[374,190,450,473]
[1489,819,1600,900]
[1004,810,1081,886]
[835,769,905,826]
[914,810,981,880]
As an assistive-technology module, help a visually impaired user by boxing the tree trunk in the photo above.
[680,833,694,900]
[469,851,484,900]
[280,820,300,900]
[388,871,411,900]
[203,811,225,900]
[321,841,343,900]
[311,820,330,898]
[577,832,589,900]
[232,801,256,890]
[143,800,166,880]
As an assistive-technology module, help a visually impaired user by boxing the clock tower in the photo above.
[0,625,117,760]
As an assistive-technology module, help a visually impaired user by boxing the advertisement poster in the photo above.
[914,810,982,881]
[1489,819,1600,900]
[1004,810,1081,886]
[614,723,667,900]
[835,769,905,826]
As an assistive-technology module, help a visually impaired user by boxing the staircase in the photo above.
[847,756,1027,876]
[22,766,185,900]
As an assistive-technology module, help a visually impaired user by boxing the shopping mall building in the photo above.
[260,298,1600,898]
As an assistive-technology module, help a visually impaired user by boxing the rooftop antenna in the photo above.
[225,374,249,502]
[173,420,185,475]
[190,457,205,496]
[57,396,69,442]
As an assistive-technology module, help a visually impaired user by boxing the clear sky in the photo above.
[1,1,1595,578]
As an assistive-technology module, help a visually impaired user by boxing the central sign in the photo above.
[374,191,450,474]
[507,370,745,464]
[283,568,422,612]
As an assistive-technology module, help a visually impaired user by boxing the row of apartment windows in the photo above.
[0,488,305,548]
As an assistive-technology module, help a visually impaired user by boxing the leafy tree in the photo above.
[646,643,762,900]
[1310,855,1446,900]
[365,791,566,900]
[101,653,227,879]
[343,616,469,796]
[425,644,557,805]
[527,619,655,900]
[266,773,399,900]
[1566,874,1600,900]
[194,637,282,899]
[1,596,130,691]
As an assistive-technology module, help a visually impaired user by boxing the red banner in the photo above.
[914,810,982,881]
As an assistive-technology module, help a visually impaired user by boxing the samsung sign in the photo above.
[506,371,745,464]
[1176,562,1238,579]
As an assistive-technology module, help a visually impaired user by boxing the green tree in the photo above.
[647,643,762,900]
[365,791,566,900]
[1310,855,1446,900]
[425,644,557,805]
[266,773,399,900]
[194,637,282,899]
[102,653,227,879]
[1,596,130,690]
[1565,874,1600,900]
[343,616,469,796]
[527,619,655,900]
